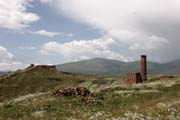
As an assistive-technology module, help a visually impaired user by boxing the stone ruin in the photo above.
[82,96,97,104]
[127,72,142,84]
[34,65,56,70]
[141,55,147,81]
[127,55,147,84]
[26,64,57,71]
[52,87,98,104]
[52,87,92,96]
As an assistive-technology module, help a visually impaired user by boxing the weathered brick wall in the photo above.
[127,73,142,84]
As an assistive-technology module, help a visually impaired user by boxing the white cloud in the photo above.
[53,0,180,61]
[40,38,132,62]
[0,46,25,71]
[129,35,168,51]
[108,30,168,51]
[40,0,53,3]
[18,46,36,50]
[32,29,73,37]
[0,0,39,30]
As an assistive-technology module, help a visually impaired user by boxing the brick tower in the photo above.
[141,55,147,81]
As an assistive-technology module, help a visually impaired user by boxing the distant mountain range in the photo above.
[56,58,180,76]
[0,71,7,75]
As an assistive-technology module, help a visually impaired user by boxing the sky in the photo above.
[0,0,180,71]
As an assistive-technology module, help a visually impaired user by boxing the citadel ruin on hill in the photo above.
[29,55,148,85]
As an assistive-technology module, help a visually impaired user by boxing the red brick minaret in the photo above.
[141,55,147,81]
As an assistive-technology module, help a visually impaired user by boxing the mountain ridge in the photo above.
[56,58,180,76]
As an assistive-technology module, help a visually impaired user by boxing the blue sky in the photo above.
[0,0,180,71]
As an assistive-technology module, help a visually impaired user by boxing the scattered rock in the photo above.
[52,87,92,96]
[52,87,98,104]
[82,96,97,104]
[76,87,91,96]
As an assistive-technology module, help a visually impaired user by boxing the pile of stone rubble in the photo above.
[52,87,101,104]
[82,96,97,104]
[52,87,92,96]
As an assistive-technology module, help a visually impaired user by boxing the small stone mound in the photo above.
[82,96,97,104]
[76,87,91,96]
[52,87,92,96]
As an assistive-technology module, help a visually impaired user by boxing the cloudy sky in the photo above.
[0,0,180,71]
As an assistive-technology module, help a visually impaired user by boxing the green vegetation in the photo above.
[0,65,95,101]
[0,65,180,119]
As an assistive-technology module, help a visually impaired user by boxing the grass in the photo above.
[0,66,180,119]
[0,66,96,101]
[0,83,179,119]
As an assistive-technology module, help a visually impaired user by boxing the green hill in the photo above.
[0,65,95,101]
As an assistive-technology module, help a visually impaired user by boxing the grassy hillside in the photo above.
[0,65,180,119]
[0,65,96,102]
[0,73,179,119]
